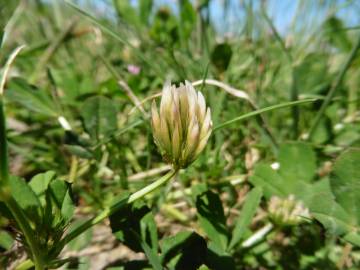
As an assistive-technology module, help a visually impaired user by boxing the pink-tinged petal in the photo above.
[127,64,141,75]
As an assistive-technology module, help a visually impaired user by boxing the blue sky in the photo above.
[152,0,360,34]
[82,0,360,35]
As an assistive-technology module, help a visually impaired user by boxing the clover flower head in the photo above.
[151,81,212,169]
[268,195,310,226]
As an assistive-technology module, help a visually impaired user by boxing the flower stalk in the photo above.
[60,169,177,246]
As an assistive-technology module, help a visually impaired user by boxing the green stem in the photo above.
[308,33,360,139]
[213,99,317,132]
[60,169,177,246]
[0,99,9,193]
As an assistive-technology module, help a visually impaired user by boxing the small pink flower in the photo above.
[127,64,141,75]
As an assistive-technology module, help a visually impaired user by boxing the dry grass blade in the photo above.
[118,80,148,117]
[0,45,25,96]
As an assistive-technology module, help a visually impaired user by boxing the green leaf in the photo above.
[228,187,263,249]
[49,180,67,208]
[110,203,156,252]
[309,192,353,235]
[110,202,162,268]
[140,209,159,253]
[206,241,235,270]
[278,142,317,184]
[61,189,75,222]
[314,149,360,245]
[29,171,57,208]
[161,231,193,260]
[9,176,42,220]
[64,144,93,159]
[250,143,317,199]
[0,230,13,250]
[49,179,74,221]
[5,77,58,116]
[161,231,207,270]
[29,171,56,197]
[249,163,288,198]
[81,96,117,141]
[195,190,229,251]
[305,150,360,243]
[330,149,360,225]
[67,219,93,251]
[343,232,360,247]
[132,228,162,270]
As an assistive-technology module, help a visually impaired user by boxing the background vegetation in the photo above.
[0,0,360,269]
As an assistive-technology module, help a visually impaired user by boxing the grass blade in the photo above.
[213,99,317,132]
[228,187,263,250]
[1,45,25,191]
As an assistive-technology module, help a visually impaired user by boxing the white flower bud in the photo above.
[151,81,212,169]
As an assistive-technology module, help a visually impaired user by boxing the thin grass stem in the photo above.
[214,99,317,132]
